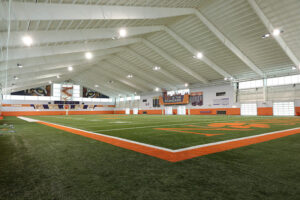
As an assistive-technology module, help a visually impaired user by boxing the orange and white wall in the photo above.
[2,83,300,117]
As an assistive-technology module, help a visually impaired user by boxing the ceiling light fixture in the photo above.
[85,52,93,60]
[153,66,161,71]
[272,29,281,36]
[184,83,189,87]
[292,66,297,70]
[68,66,73,71]
[14,76,18,80]
[95,84,99,87]
[119,28,127,38]
[17,63,23,68]
[224,77,228,81]
[22,36,33,46]
[194,52,203,59]
[262,33,270,39]
[49,81,52,84]
[155,87,159,92]
[127,74,133,78]
[57,75,60,78]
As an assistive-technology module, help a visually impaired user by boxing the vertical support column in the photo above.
[263,77,267,102]
[232,82,238,103]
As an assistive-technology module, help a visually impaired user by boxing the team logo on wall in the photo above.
[82,87,109,98]
[61,86,73,101]
[11,85,51,96]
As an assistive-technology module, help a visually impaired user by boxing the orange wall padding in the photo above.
[2,104,32,107]
[173,109,177,115]
[295,107,300,116]
[2,111,114,116]
[257,107,273,116]
[189,108,240,115]
[114,110,126,114]
[68,111,114,115]
[138,110,163,115]
[2,111,66,116]
[0,116,3,120]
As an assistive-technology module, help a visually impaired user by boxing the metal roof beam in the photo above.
[1,2,194,21]
[111,55,175,89]
[247,0,300,68]
[193,9,264,77]
[1,38,140,61]
[141,39,208,83]
[164,26,232,78]
[125,47,186,84]
[1,26,164,47]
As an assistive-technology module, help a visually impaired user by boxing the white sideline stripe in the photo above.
[173,127,300,152]
[17,116,39,122]
[18,116,300,153]
[38,119,175,152]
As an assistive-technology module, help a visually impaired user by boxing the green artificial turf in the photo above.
[0,116,300,200]
[27,114,300,149]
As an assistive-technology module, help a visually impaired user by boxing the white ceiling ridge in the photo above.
[109,54,176,89]
[163,26,233,79]
[71,76,124,96]
[192,8,265,77]
[247,0,300,69]
[103,60,155,91]
[124,47,186,84]
[0,47,123,72]
[5,66,87,87]
[1,38,141,62]
[105,57,158,89]
[89,66,140,93]
[141,38,208,84]
[1,26,165,47]
[2,2,195,21]
[96,61,148,92]
[64,68,128,96]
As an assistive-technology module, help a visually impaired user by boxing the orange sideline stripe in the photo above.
[36,120,300,162]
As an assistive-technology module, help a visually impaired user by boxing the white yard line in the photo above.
[18,116,300,153]
[17,116,39,122]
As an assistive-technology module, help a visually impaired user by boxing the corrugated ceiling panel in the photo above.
[200,0,294,75]
[147,31,223,81]
[257,0,300,61]
[169,15,255,78]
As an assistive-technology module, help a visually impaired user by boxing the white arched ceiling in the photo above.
[1,0,299,97]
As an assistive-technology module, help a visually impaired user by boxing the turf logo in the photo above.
[155,123,270,136]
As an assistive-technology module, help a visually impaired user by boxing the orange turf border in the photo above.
[35,120,300,162]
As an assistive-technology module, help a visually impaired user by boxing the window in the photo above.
[73,85,80,98]
[165,107,173,115]
[167,89,190,96]
[53,84,61,97]
[241,104,257,116]
[177,106,186,115]
[239,80,263,89]
[273,102,294,116]
[216,92,226,96]
[133,108,139,115]
[125,108,130,115]
[267,74,300,87]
